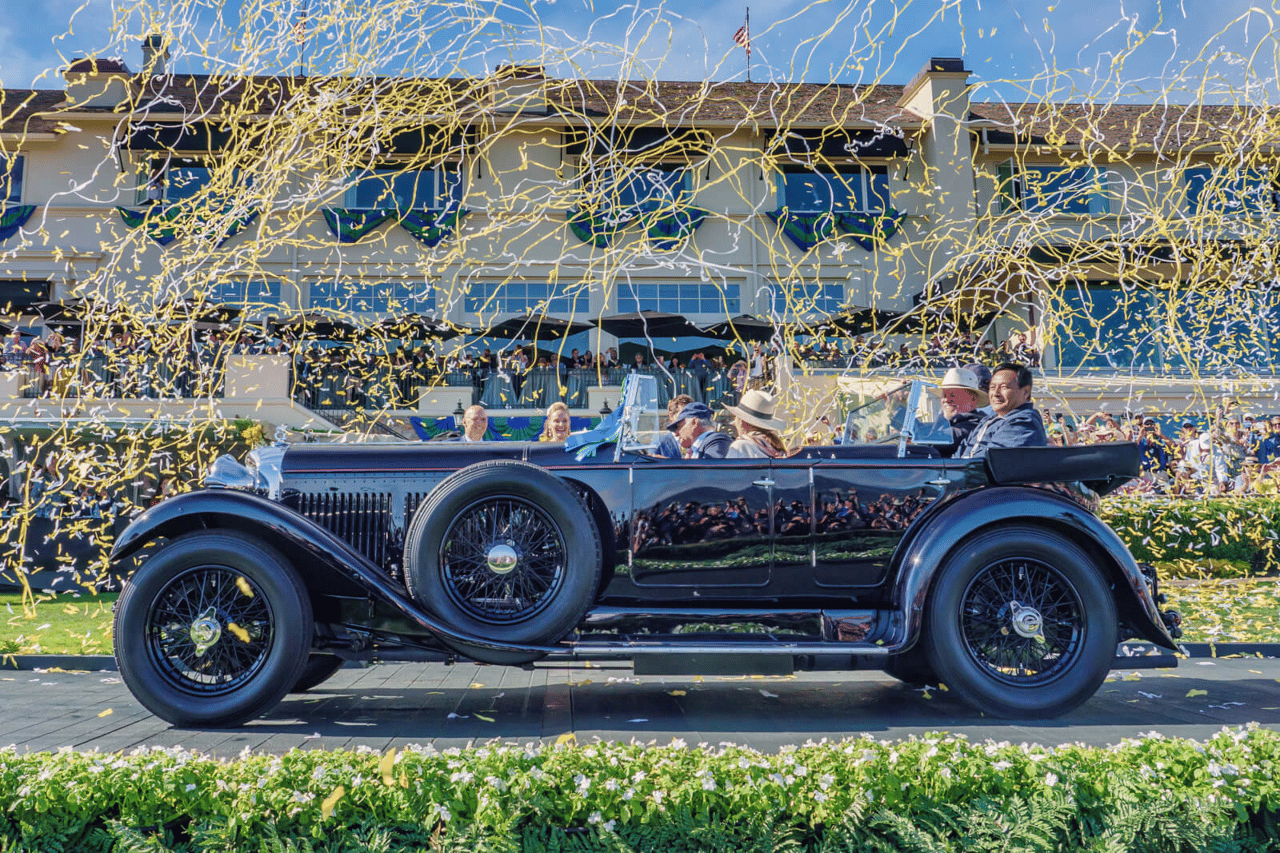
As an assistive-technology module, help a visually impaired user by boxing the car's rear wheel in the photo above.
[922,525,1117,718]
[404,460,601,664]
[114,531,312,727]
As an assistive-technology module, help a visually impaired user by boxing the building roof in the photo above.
[0,89,71,136]
[969,99,1280,155]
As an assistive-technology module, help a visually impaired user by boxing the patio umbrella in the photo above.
[373,313,467,341]
[481,312,594,340]
[595,310,703,339]
[26,299,87,323]
[801,309,903,337]
[273,312,359,340]
[700,314,780,342]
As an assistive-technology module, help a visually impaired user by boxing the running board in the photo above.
[547,640,893,659]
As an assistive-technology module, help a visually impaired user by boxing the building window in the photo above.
[776,165,889,213]
[997,163,1111,216]
[135,156,244,206]
[1184,166,1279,216]
[465,281,578,314]
[210,279,282,309]
[0,154,23,204]
[771,281,843,315]
[1054,281,1280,374]
[585,164,691,211]
[344,164,462,210]
[616,282,740,315]
[310,280,434,315]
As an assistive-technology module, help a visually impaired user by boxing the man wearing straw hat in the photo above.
[927,366,988,457]
[725,389,789,458]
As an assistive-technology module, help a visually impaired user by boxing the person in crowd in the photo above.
[461,404,489,442]
[1137,420,1170,480]
[958,362,1047,457]
[748,342,767,389]
[631,352,647,371]
[725,389,789,458]
[928,366,988,457]
[655,394,693,459]
[539,401,572,442]
[667,401,731,459]
[3,330,23,367]
[1180,428,1227,493]
[1254,416,1280,465]
[1218,415,1251,490]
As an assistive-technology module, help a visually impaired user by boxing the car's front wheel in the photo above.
[114,531,312,727]
[922,525,1117,718]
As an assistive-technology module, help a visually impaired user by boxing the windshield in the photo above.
[617,373,665,455]
[841,380,952,449]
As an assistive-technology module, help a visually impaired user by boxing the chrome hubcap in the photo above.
[1009,601,1044,641]
[189,606,222,656]
[486,542,519,575]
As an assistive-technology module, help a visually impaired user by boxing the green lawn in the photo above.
[0,580,1277,656]
[0,592,117,656]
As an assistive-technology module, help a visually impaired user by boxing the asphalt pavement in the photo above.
[4,656,1280,755]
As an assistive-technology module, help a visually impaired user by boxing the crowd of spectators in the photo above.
[1045,404,1280,496]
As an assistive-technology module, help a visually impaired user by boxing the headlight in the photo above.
[205,455,257,491]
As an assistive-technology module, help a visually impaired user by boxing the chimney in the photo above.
[491,64,548,115]
[63,56,132,107]
[142,34,170,77]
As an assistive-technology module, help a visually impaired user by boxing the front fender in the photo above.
[111,488,554,658]
[888,486,1178,653]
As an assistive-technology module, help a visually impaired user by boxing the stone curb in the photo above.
[3,644,1278,672]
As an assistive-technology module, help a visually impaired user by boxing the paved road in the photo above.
[4,657,1280,756]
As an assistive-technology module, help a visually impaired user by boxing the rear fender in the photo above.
[111,489,553,658]
[889,486,1177,652]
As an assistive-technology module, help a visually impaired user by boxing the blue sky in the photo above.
[0,0,1276,104]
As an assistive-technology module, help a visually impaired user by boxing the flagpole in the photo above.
[746,7,751,83]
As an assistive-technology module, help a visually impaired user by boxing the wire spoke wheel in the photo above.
[440,495,568,624]
[145,565,275,696]
[960,557,1084,687]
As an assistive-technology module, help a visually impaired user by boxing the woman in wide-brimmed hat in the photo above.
[725,388,788,458]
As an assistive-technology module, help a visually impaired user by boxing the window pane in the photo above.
[781,167,862,212]
[390,169,435,209]
[1,154,23,203]
[1184,166,1212,214]
[1023,166,1106,215]
[1055,285,1160,370]
[167,166,212,203]
[867,168,891,211]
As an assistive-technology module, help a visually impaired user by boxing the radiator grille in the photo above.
[298,492,392,568]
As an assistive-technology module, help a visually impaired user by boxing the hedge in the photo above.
[3,727,1280,851]
[1102,495,1280,578]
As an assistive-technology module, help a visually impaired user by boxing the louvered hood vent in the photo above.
[298,492,393,569]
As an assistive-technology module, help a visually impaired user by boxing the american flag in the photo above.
[292,10,309,46]
[733,22,750,56]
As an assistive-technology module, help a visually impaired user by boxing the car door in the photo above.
[628,456,775,587]
[811,455,955,588]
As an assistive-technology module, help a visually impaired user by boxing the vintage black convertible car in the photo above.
[110,376,1182,727]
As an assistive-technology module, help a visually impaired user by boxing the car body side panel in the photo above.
[888,485,1179,651]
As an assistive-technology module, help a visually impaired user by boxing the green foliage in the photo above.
[5,728,1280,851]
[1102,495,1280,578]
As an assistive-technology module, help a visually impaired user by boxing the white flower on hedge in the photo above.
[450,770,474,784]
[623,788,635,801]
[433,803,452,822]
[588,811,603,825]
[814,791,829,803]
[940,767,952,781]
[700,775,716,791]
[993,761,1012,771]
[652,790,664,804]
[604,819,617,832]
[575,773,591,795]
[1045,772,1058,787]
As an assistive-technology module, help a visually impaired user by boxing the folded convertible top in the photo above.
[985,442,1141,497]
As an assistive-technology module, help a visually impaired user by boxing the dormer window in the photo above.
[343,163,463,210]
[1,153,24,204]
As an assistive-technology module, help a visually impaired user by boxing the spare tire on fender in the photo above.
[403,459,602,664]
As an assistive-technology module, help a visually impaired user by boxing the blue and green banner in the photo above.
[116,205,259,247]
[0,203,36,242]
[836,208,907,251]
[410,414,600,441]
[399,207,468,248]
[321,208,397,243]
[769,207,907,252]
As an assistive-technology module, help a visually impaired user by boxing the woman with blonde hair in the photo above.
[539,400,572,442]
[725,389,788,458]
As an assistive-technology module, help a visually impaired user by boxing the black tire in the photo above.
[403,460,601,664]
[113,531,313,727]
[921,525,1117,718]
[291,654,346,693]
